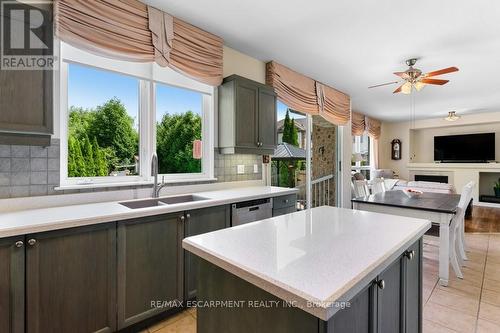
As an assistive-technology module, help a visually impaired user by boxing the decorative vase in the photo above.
[495,187,500,198]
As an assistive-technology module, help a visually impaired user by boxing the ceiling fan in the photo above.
[368,58,459,94]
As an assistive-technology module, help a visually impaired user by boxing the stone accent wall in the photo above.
[0,140,262,199]
[312,124,336,205]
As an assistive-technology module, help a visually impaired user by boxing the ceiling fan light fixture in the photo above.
[445,111,460,121]
[401,82,412,94]
[414,81,426,91]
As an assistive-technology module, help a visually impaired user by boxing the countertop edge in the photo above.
[183,216,431,321]
[0,187,298,238]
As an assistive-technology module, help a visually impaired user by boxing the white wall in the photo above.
[378,111,500,179]
[223,46,266,84]
[412,123,500,163]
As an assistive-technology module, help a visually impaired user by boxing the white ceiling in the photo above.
[144,0,500,121]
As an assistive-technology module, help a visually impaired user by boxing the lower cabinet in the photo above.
[117,214,184,329]
[184,205,230,300]
[272,194,297,217]
[0,237,25,333]
[25,223,117,333]
[330,283,374,333]
[329,239,422,333]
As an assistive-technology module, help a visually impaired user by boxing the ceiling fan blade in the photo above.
[394,72,410,79]
[425,66,459,77]
[368,81,400,89]
[393,82,412,94]
[420,78,449,85]
[393,84,404,94]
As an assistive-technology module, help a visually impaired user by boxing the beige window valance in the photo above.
[351,112,366,136]
[351,112,381,139]
[365,116,381,139]
[266,61,350,126]
[54,0,223,86]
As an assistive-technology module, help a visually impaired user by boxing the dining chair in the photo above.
[456,181,475,265]
[449,181,474,279]
[352,180,370,198]
[370,178,386,194]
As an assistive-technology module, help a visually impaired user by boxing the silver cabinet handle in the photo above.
[405,250,415,260]
[180,215,185,222]
[27,239,36,246]
[186,214,191,219]
[15,240,24,248]
[376,279,385,290]
[285,199,289,203]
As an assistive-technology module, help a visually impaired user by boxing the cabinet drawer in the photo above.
[272,206,296,217]
[273,194,297,210]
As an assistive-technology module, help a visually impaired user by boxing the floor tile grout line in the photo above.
[474,234,489,333]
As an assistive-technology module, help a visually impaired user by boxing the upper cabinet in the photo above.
[218,75,277,155]
[0,2,53,146]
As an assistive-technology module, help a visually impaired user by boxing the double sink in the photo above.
[119,194,208,209]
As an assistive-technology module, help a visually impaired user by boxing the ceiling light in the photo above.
[401,82,412,94]
[414,81,426,91]
[444,111,460,121]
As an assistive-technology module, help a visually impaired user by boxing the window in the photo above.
[155,83,203,175]
[67,64,139,178]
[59,42,214,187]
[352,134,371,179]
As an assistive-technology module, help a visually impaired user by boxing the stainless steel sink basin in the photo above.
[119,199,168,209]
[119,195,208,209]
[160,194,208,204]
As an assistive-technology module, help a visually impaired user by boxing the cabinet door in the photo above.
[185,206,230,300]
[0,3,53,139]
[258,88,277,150]
[330,284,375,333]
[403,241,422,333]
[117,214,183,329]
[235,81,259,148]
[0,237,25,333]
[377,257,403,333]
[26,223,116,333]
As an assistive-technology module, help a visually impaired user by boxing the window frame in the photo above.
[58,42,215,187]
[351,134,372,172]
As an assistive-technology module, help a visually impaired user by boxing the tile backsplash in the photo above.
[0,139,60,198]
[0,140,262,199]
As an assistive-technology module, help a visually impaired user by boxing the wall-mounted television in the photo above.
[434,133,495,162]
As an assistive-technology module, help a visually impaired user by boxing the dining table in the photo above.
[352,190,461,286]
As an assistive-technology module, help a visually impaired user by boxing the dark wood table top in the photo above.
[351,190,461,214]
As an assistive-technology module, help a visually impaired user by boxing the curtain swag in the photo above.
[365,116,381,139]
[55,0,223,86]
[351,112,366,136]
[266,61,350,126]
[351,112,381,139]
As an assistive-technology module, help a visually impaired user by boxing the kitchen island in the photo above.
[183,206,431,333]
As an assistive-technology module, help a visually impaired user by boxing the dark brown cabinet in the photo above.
[218,75,277,155]
[0,237,25,333]
[117,214,184,329]
[25,224,117,333]
[184,205,230,300]
[0,2,53,146]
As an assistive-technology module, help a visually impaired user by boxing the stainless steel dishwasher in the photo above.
[231,198,273,226]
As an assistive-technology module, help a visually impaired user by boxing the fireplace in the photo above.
[414,175,448,183]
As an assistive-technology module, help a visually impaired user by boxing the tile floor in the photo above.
[423,233,500,333]
[147,233,500,333]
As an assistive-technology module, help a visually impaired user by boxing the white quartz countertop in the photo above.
[0,186,297,238]
[183,206,431,321]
